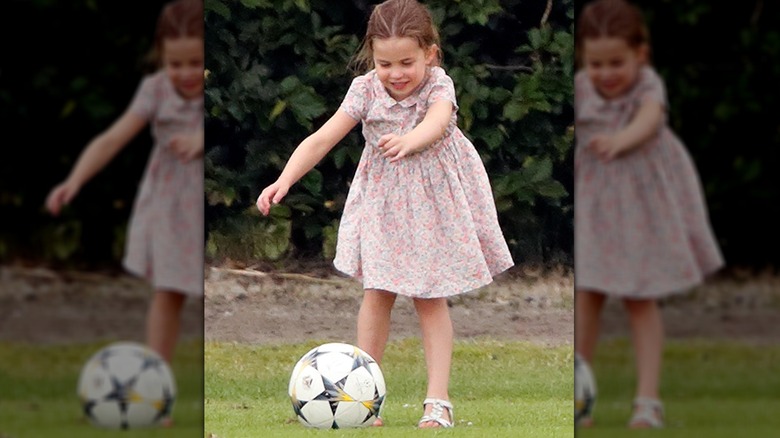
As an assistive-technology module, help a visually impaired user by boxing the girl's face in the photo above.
[583,37,647,99]
[372,36,437,101]
[162,37,204,100]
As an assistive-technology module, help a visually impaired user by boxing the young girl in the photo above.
[574,0,724,429]
[45,0,204,366]
[257,0,514,428]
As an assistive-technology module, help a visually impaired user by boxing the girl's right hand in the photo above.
[256,181,289,216]
[45,180,81,216]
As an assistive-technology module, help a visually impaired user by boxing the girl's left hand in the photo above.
[378,133,418,163]
[169,133,204,163]
[588,134,623,162]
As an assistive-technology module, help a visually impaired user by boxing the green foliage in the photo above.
[205,0,575,265]
[1,1,167,266]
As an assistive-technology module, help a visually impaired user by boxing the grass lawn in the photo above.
[0,339,203,438]
[577,338,780,437]
[205,338,574,438]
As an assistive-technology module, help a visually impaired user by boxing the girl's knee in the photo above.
[622,297,658,312]
[412,297,449,313]
[363,289,397,306]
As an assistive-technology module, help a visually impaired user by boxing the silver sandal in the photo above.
[418,398,454,428]
[628,397,664,429]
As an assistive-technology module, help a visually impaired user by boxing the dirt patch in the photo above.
[599,268,780,345]
[3,263,777,347]
[204,264,574,347]
[0,265,203,344]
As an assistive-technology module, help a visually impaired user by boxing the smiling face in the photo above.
[372,36,437,101]
[583,36,647,99]
[162,37,204,100]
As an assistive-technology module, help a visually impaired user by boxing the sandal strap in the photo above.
[629,397,664,428]
[419,398,454,428]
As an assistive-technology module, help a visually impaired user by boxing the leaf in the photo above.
[503,100,528,122]
[269,99,287,122]
[299,169,323,196]
[333,147,348,169]
[536,180,568,199]
[205,0,231,19]
[240,0,272,8]
[322,220,339,260]
[524,156,553,183]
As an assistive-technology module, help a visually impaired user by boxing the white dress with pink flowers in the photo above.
[333,66,514,298]
[122,70,204,296]
[574,66,723,298]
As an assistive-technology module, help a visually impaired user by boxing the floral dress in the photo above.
[574,66,724,298]
[122,70,204,296]
[333,66,514,298]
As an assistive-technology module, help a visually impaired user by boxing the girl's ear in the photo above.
[425,44,439,65]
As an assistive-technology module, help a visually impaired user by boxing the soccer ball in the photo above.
[575,353,597,425]
[77,341,176,429]
[288,342,386,429]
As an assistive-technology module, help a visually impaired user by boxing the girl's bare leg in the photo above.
[145,289,187,364]
[623,298,663,400]
[414,297,453,428]
[357,289,397,364]
[357,289,397,427]
[575,289,607,363]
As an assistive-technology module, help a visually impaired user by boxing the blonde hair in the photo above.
[350,0,441,73]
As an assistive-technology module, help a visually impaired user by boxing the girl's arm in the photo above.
[46,110,147,215]
[589,100,664,161]
[614,99,664,151]
[256,109,359,215]
[379,99,452,162]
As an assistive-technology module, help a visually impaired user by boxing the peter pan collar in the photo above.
[160,70,204,110]
[370,70,429,109]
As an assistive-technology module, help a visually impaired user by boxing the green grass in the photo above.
[205,338,574,438]
[0,339,203,438]
[577,338,780,437]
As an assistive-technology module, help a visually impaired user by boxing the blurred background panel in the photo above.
[1,1,162,265]
[574,0,780,434]
[0,1,203,436]
[574,0,780,269]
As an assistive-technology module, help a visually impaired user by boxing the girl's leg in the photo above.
[145,289,187,364]
[622,298,663,400]
[356,289,397,365]
[413,297,453,428]
[575,289,607,363]
[357,289,396,427]
[623,298,665,429]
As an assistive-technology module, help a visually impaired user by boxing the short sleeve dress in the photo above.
[574,66,724,298]
[122,70,204,296]
[333,66,514,298]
